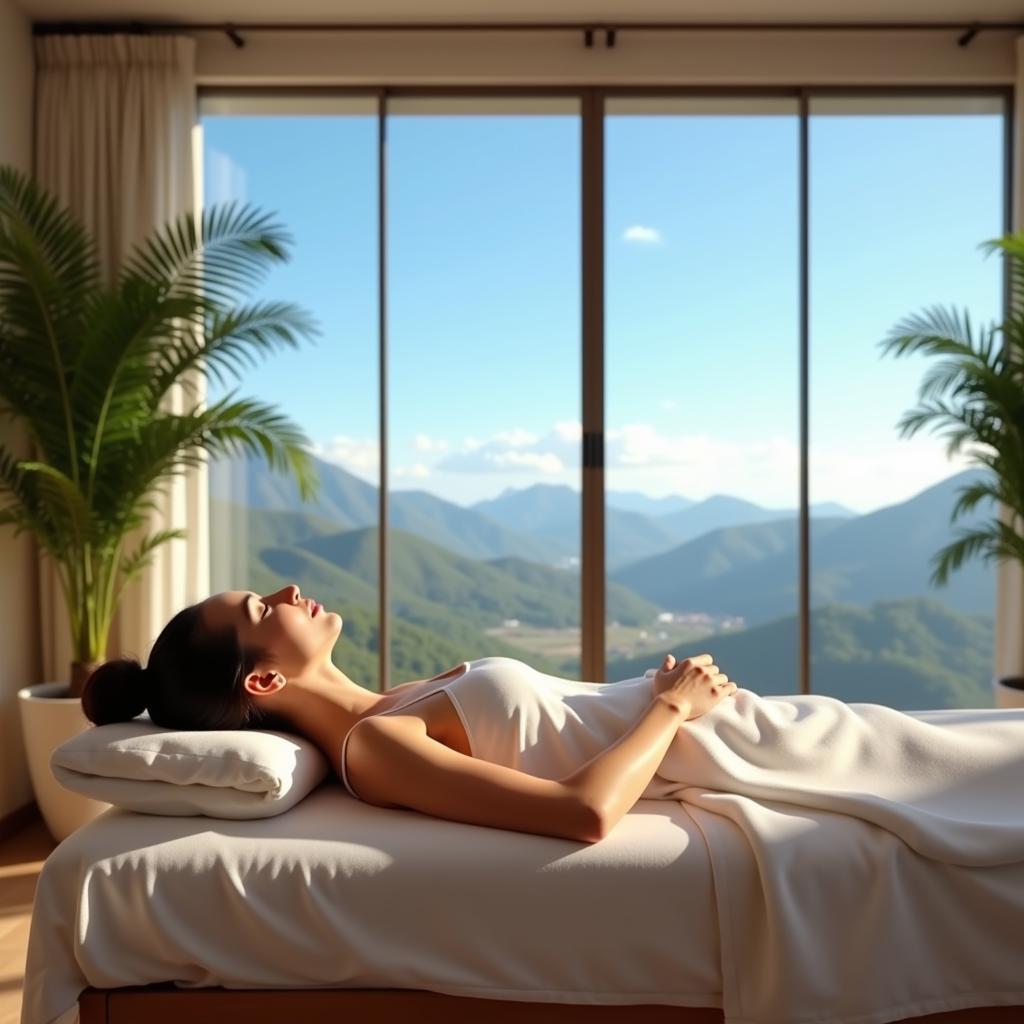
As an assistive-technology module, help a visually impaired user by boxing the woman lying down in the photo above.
[82,584,1024,864]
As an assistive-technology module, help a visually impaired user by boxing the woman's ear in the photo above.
[243,670,286,697]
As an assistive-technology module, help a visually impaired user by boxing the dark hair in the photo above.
[82,602,275,731]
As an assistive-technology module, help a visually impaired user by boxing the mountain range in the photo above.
[210,453,860,572]
[209,454,998,707]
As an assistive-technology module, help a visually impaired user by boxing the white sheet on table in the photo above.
[20,784,720,1024]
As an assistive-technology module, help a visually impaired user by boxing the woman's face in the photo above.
[201,583,342,679]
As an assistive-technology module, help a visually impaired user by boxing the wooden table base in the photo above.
[77,986,1024,1024]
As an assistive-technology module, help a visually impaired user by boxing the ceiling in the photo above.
[16,0,1024,24]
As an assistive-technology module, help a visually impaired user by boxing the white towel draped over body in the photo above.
[641,689,1024,867]
[443,659,1024,867]
[439,660,1024,1024]
[641,688,1024,1024]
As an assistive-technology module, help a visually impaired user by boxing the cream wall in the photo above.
[0,0,38,822]
[195,26,1016,85]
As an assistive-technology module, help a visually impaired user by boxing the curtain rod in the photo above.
[30,19,1018,50]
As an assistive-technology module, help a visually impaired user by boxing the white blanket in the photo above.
[640,692,1024,1024]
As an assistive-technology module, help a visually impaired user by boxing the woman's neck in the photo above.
[261,661,389,775]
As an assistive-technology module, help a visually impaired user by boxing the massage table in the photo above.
[21,777,1024,1024]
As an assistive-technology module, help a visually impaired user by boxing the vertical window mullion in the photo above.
[799,90,811,696]
[582,88,606,684]
[378,90,390,692]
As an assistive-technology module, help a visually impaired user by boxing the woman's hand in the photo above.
[652,653,737,720]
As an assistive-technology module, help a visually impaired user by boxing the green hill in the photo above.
[610,469,995,625]
[604,597,994,710]
[293,526,659,629]
[236,518,661,691]
[213,467,998,709]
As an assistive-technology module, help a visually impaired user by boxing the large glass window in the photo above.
[201,95,582,691]
[200,89,1006,707]
[200,95,383,688]
[385,98,582,682]
[604,97,801,693]
[809,96,1004,709]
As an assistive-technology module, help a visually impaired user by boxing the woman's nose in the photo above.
[264,584,300,606]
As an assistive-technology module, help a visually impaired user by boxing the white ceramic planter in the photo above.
[992,676,1024,709]
[17,681,111,843]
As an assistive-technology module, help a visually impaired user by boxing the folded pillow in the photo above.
[51,713,330,819]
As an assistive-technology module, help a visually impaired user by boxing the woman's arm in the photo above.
[560,694,687,835]
[352,694,688,843]
[349,682,698,843]
[578,654,734,833]
[346,718,604,843]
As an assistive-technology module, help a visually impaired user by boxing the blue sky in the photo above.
[201,98,1004,515]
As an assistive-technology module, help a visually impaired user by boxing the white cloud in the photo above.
[439,420,978,513]
[807,442,978,513]
[493,427,539,447]
[312,421,978,515]
[553,420,582,443]
[488,450,564,473]
[413,433,449,453]
[603,426,977,513]
[622,224,663,244]
[394,463,431,479]
[438,424,574,477]
[608,422,685,467]
[310,435,379,473]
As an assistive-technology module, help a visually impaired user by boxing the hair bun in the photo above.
[81,658,149,725]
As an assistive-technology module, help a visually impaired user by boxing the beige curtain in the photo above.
[34,33,209,679]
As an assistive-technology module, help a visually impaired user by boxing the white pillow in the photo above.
[50,713,330,819]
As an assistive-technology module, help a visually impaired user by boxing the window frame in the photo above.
[198,84,1012,698]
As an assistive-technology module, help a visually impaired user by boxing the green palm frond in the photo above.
[879,303,980,362]
[197,396,319,499]
[981,234,1024,313]
[121,201,293,306]
[0,447,87,553]
[0,167,101,469]
[149,300,321,401]
[930,518,1024,587]
[880,233,1024,590]
[17,461,99,543]
[106,394,318,505]
[0,163,322,678]
[948,477,1004,523]
[119,528,187,583]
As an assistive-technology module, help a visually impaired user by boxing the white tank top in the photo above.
[340,655,656,800]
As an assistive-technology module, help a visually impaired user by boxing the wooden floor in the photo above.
[0,816,58,1024]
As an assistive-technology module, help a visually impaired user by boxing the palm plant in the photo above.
[879,232,1024,591]
[0,164,320,696]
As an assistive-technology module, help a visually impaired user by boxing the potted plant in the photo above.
[879,231,1024,709]
[0,165,320,839]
